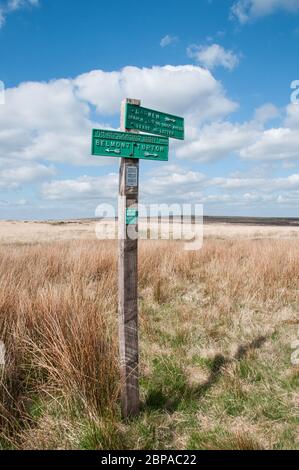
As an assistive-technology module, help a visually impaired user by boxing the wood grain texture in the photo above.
[118,98,141,418]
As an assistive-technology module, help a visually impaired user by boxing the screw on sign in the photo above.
[91,98,184,418]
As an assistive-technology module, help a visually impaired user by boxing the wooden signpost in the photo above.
[92,98,184,419]
[118,98,140,418]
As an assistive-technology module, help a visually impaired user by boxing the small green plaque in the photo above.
[91,129,169,161]
[126,208,138,225]
[125,104,184,140]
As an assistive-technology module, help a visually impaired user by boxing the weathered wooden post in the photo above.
[118,98,141,418]
[91,100,183,419]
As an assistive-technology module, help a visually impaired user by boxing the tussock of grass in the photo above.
[0,239,298,449]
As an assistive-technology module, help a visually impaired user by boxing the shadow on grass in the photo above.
[143,335,268,413]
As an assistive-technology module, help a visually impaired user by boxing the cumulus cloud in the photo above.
[2,63,297,198]
[176,102,299,164]
[143,166,206,200]
[75,65,237,121]
[160,35,178,47]
[0,164,54,189]
[0,79,94,167]
[0,198,27,207]
[2,63,299,216]
[0,64,238,187]
[240,128,299,161]
[0,0,39,28]
[42,174,118,200]
[285,102,299,128]
[41,168,206,203]
[254,103,280,124]
[176,120,260,162]
[212,173,299,191]
[187,43,240,70]
[231,0,299,24]
[239,104,299,161]
[41,165,299,211]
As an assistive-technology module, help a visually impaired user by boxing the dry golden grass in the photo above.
[0,237,298,449]
[0,241,119,445]
[1,220,299,245]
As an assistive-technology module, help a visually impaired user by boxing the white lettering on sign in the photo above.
[126,166,138,187]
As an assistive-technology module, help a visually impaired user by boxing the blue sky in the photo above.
[1,0,299,219]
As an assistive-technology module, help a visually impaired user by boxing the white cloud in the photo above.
[0,0,39,28]
[285,102,299,128]
[75,65,237,121]
[40,165,299,212]
[187,43,240,70]
[240,128,299,161]
[2,63,299,216]
[74,70,123,116]
[0,65,238,186]
[231,0,299,24]
[212,173,299,191]
[239,104,299,161]
[144,167,206,199]
[176,120,260,162]
[0,198,28,206]
[254,103,280,124]
[0,79,94,167]
[0,164,54,189]
[41,169,206,203]
[176,102,299,164]
[42,174,118,200]
[160,35,178,47]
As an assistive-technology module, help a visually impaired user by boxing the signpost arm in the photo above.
[118,98,141,418]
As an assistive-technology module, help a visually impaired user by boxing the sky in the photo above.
[0,0,299,220]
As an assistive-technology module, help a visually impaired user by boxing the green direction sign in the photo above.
[125,103,184,140]
[91,129,169,161]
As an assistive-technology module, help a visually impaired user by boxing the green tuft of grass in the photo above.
[142,357,189,411]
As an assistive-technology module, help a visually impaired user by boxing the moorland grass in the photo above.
[0,238,298,449]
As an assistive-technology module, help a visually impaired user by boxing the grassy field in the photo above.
[0,233,298,449]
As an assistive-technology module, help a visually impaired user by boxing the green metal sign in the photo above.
[91,129,169,161]
[125,103,184,140]
[126,208,138,225]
